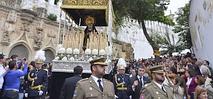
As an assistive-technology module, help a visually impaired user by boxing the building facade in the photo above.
[0,0,59,62]
[0,0,134,62]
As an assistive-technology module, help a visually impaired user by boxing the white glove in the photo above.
[24,93,28,97]
[38,91,43,96]
[115,95,118,98]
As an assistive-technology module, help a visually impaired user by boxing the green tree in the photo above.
[112,0,174,55]
[151,31,183,55]
[47,14,57,21]
[173,3,192,49]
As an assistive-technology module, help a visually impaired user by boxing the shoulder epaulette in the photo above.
[103,78,111,82]
[144,83,152,88]
[78,78,89,82]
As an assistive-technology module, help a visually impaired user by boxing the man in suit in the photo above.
[73,58,115,99]
[140,65,173,99]
[60,66,83,99]
[131,66,150,99]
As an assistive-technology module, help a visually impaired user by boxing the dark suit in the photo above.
[60,75,82,99]
[130,75,150,99]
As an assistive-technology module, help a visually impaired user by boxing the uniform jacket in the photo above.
[26,69,48,97]
[113,74,132,94]
[130,75,150,99]
[141,81,173,99]
[73,76,115,99]
[60,75,82,99]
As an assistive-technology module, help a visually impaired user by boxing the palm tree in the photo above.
[150,30,184,55]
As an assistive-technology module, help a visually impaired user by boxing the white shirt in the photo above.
[91,75,103,88]
[137,75,144,86]
[153,81,163,89]
[186,77,192,89]
[154,81,166,92]
[0,64,6,89]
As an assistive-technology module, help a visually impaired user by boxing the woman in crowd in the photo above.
[185,68,197,99]
[2,60,28,99]
[164,66,185,99]
[195,87,208,99]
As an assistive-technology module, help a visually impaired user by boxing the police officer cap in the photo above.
[117,65,126,70]
[90,58,108,66]
[149,65,164,74]
[35,58,44,64]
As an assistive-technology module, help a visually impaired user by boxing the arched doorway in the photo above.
[44,49,55,63]
[9,44,29,59]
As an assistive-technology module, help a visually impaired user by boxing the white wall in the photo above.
[115,18,177,59]
[189,0,213,67]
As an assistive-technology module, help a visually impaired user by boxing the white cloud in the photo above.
[165,0,190,15]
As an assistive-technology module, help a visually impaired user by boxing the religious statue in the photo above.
[2,31,10,43]
[33,28,43,49]
[82,16,97,51]
[7,10,17,23]
[1,22,12,45]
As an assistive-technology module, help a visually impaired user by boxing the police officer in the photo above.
[113,64,131,99]
[73,58,115,99]
[25,58,48,99]
[140,65,173,99]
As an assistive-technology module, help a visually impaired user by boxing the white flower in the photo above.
[88,57,93,61]
[54,56,60,60]
[85,49,91,55]
[58,48,66,54]
[92,49,98,55]
[73,48,80,54]
[56,44,63,53]
[66,48,73,54]
[61,57,68,61]
[69,57,75,61]
[99,49,106,55]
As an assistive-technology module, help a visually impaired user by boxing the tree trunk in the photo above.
[139,20,159,51]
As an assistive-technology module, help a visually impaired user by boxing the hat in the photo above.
[149,65,164,74]
[117,65,126,70]
[117,58,127,67]
[0,54,4,59]
[90,58,107,66]
[35,58,44,64]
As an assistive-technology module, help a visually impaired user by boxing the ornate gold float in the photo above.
[61,0,109,26]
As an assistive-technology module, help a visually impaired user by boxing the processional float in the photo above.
[52,0,111,73]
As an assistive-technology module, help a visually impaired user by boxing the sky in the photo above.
[165,0,190,15]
